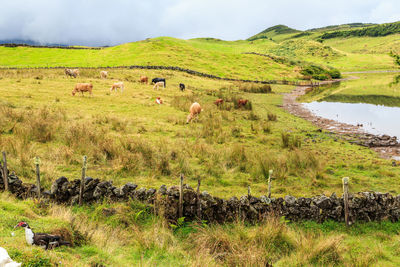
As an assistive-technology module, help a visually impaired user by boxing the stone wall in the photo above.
[1,171,400,224]
[0,65,313,86]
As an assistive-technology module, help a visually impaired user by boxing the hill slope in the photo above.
[248,25,301,41]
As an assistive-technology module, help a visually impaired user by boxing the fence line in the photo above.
[0,152,399,225]
[0,64,321,87]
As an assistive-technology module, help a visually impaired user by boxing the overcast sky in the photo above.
[0,0,399,46]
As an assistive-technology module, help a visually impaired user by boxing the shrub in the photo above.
[231,126,241,138]
[267,113,277,121]
[281,133,290,148]
[281,133,302,149]
[313,73,330,81]
[300,64,340,81]
[261,121,271,134]
[328,69,341,79]
[237,82,272,94]
[226,145,247,170]
[246,111,259,121]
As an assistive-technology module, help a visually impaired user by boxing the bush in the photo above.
[246,111,259,121]
[237,82,272,94]
[313,74,330,81]
[261,121,271,134]
[231,126,241,138]
[281,133,302,149]
[300,64,340,81]
[267,113,277,121]
[328,69,341,79]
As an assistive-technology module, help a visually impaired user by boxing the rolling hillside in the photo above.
[0,21,398,77]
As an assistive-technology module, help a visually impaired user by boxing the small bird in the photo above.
[14,222,70,250]
[0,247,21,267]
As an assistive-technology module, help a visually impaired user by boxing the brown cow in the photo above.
[139,76,148,84]
[187,102,202,123]
[237,99,248,108]
[72,83,93,96]
[72,69,80,77]
[214,99,224,106]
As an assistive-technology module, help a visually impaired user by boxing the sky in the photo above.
[0,0,399,46]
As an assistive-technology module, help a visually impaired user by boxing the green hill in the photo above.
[248,25,301,41]
[307,22,377,32]
[320,21,400,39]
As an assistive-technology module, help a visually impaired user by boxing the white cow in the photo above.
[110,82,124,93]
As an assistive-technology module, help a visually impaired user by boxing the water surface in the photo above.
[303,101,400,138]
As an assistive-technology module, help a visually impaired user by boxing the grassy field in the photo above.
[0,69,399,200]
[3,193,400,266]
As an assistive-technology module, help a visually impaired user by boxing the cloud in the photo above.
[0,0,398,46]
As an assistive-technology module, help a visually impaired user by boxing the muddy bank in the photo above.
[283,85,400,160]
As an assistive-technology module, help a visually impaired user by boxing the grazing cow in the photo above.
[153,81,164,90]
[100,71,108,79]
[179,83,185,91]
[72,83,93,96]
[65,68,77,78]
[155,97,163,104]
[73,69,80,77]
[187,102,202,123]
[110,82,124,93]
[214,99,224,106]
[237,99,248,108]
[139,76,148,84]
[152,78,166,87]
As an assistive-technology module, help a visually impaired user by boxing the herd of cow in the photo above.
[65,68,247,123]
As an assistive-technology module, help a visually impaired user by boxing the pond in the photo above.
[303,101,400,138]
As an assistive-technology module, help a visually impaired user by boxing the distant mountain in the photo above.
[320,21,400,39]
[307,23,377,32]
[0,39,69,47]
[248,25,300,41]
[0,39,40,45]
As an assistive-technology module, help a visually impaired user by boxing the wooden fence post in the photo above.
[79,156,87,206]
[179,174,184,218]
[267,170,273,198]
[2,151,8,192]
[248,186,251,198]
[34,157,41,199]
[196,179,201,220]
[342,177,350,227]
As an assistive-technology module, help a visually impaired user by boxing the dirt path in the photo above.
[282,79,400,161]
[342,70,400,74]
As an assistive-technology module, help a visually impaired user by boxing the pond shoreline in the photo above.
[282,82,400,161]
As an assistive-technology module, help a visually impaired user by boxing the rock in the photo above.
[121,183,137,196]
[260,195,271,204]
[158,185,167,195]
[314,195,332,209]
[284,195,297,206]
[167,186,180,197]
